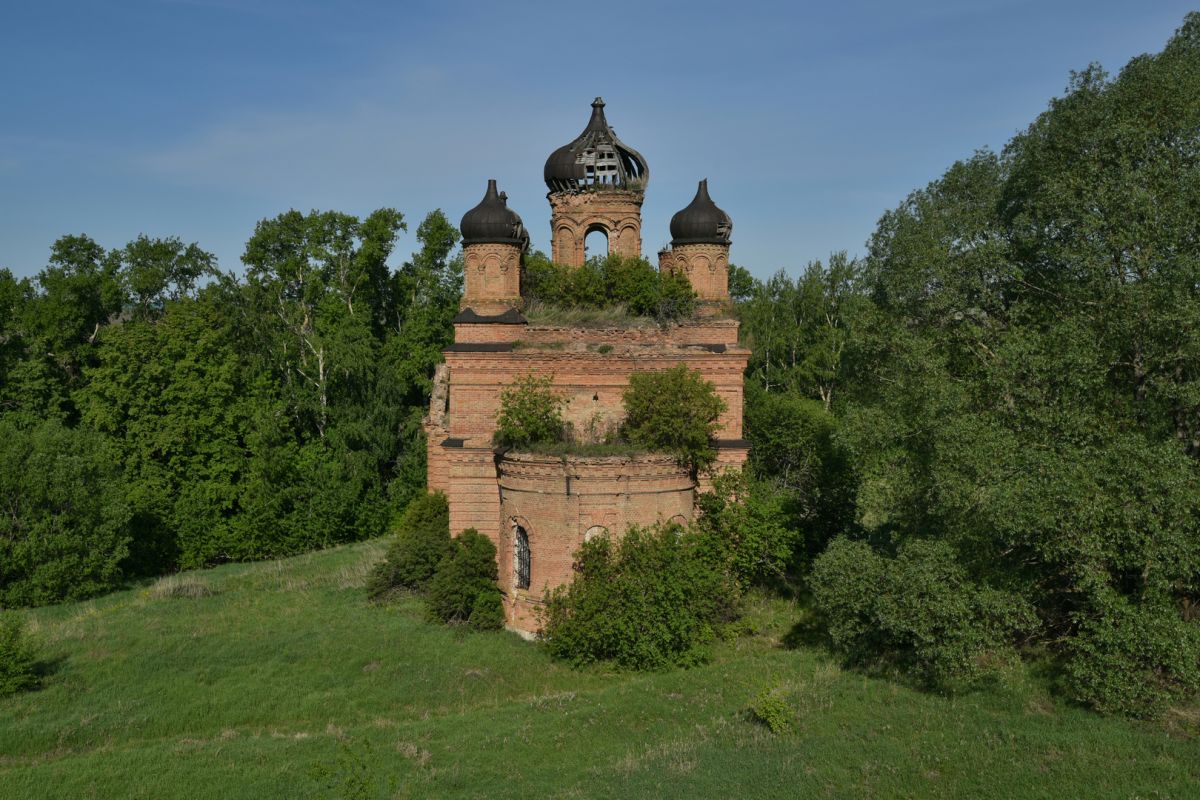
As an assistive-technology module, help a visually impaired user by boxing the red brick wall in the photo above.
[660,242,731,302]
[443,447,502,538]
[461,242,522,313]
[548,190,645,266]
[497,453,695,632]
[444,348,748,442]
[429,313,750,635]
[425,423,450,494]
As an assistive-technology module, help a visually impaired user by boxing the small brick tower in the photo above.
[459,179,529,315]
[544,97,648,266]
[659,179,733,308]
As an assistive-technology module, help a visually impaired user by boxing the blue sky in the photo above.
[0,1,1193,280]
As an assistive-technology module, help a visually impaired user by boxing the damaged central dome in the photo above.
[543,97,649,193]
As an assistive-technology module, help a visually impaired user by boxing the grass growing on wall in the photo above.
[1,542,1196,800]
[522,300,659,329]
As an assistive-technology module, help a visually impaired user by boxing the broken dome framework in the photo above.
[426,98,749,633]
[543,97,650,267]
[543,97,649,192]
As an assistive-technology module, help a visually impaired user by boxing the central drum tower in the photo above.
[543,97,648,266]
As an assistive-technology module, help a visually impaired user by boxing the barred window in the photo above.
[514,525,531,590]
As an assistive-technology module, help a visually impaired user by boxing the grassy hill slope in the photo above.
[2,542,1196,799]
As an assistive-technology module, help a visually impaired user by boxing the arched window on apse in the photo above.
[514,523,531,590]
[583,525,608,543]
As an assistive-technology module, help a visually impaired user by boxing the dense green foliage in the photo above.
[692,470,797,591]
[622,364,727,476]
[540,523,734,670]
[425,528,502,628]
[748,685,793,734]
[845,18,1200,715]
[493,366,730,466]
[467,585,506,632]
[811,538,1038,691]
[742,383,854,563]
[0,420,131,606]
[0,614,41,697]
[0,207,461,601]
[365,492,452,601]
[366,495,502,631]
[732,15,1200,717]
[492,373,567,449]
[1064,594,1200,717]
[739,251,861,409]
[522,252,696,322]
[539,472,795,671]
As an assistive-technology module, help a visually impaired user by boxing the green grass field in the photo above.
[2,542,1197,799]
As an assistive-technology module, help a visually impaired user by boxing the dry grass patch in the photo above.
[148,575,216,600]
[523,300,658,329]
[1163,706,1200,739]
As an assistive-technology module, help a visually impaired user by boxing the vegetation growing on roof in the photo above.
[522,252,696,324]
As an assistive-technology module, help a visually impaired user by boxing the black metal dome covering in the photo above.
[460,179,529,249]
[544,98,649,192]
[670,179,732,246]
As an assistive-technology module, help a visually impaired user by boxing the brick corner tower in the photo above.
[659,179,733,310]
[459,179,529,316]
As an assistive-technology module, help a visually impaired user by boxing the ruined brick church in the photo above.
[425,98,749,632]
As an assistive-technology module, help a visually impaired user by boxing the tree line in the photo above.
[0,209,463,605]
[737,15,1200,716]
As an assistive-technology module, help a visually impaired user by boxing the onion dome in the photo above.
[460,179,529,249]
[544,97,649,192]
[669,179,732,246]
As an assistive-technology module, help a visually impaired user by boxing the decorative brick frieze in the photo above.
[461,242,522,313]
[660,242,731,303]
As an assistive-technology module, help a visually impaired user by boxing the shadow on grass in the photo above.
[781,613,828,651]
[34,652,69,683]
[4,653,68,698]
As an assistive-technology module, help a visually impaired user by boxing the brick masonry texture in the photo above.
[549,190,644,266]
[497,452,694,630]
[461,242,522,314]
[659,242,732,302]
[425,320,750,632]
